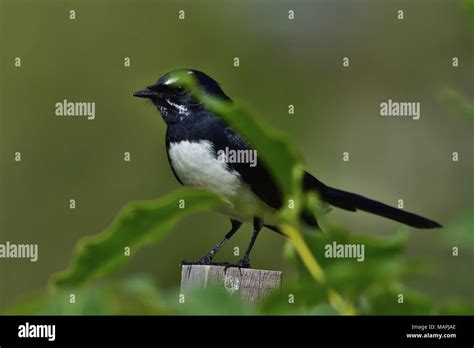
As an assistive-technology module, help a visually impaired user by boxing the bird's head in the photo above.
[133,69,230,125]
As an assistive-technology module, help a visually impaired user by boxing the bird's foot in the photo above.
[223,256,251,271]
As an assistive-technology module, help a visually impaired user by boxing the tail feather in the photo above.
[303,173,442,229]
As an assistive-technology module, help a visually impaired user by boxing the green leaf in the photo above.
[171,71,304,212]
[364,286,434,315]
[166,286,256,315]
[438,298,474,315]
[285,227,417,295]
[52,189,221,289]
[208,99,304,203]
[52,71,325,293]
[174,71,329,284]
[259,280,331,315]
[9,275,168,315]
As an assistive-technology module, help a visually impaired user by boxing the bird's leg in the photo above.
[181,219,241,266]
[198,219,241,264]
[226,217,263,270]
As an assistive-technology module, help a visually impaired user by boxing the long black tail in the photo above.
[303,173,442,229]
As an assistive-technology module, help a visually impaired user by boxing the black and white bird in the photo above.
[133,69,441,268]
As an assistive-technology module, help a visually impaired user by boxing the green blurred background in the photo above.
[0,0,472,313]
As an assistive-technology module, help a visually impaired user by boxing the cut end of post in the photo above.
[180,264,283,303]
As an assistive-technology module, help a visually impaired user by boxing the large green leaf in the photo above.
[175,71,329,284]
[52,71,325,292]
[175,71,304,214]
[52,189,221,289]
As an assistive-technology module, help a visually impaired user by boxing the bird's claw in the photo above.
[223,256,251,271]
[181,256,228,267]
[181,255,251,270]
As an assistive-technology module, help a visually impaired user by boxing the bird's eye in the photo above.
[175,85,185,93]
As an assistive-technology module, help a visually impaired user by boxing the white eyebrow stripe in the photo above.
[164,77,179,85]
[166,98,190,116]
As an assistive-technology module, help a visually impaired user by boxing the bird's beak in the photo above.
[133,88,157,99]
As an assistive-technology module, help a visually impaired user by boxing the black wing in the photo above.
[183,113,283,210]
[219,125,283,209]
[164,111,282,210]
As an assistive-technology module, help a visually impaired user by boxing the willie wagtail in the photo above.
[133,69,441,268]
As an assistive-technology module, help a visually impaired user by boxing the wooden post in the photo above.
[180,265,282,303]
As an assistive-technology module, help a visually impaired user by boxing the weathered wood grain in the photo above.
[180,265,282,303]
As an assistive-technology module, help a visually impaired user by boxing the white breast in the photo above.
[168,140,242,197]
[167,140,276,223]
